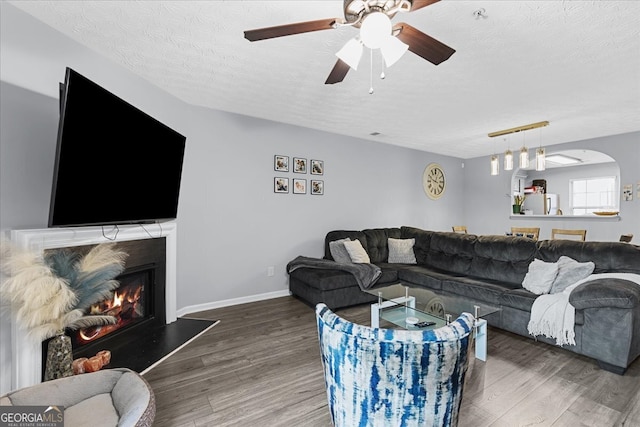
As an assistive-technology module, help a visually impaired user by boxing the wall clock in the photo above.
[423,163,446,200]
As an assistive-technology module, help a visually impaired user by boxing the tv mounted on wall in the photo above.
[49,68,186,227]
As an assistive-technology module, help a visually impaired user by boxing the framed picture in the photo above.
[274,155,289,172]
[293,157,307,174]
[311,180,324,195]
[293,179,307,194]
[274,177,289,193]
[311,159,324,175]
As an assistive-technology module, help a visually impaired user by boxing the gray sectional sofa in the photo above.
[288,226,640,374]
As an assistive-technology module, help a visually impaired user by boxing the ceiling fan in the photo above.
[244,0,455,85]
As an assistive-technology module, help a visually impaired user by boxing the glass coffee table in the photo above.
[363,283,501,361]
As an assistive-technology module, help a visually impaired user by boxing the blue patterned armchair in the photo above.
[316,303,474,427]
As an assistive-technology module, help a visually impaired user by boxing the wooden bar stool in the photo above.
[510,227,540,240]
[551,228,587,241]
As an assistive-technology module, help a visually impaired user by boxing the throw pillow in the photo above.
[343,239,371,263]
[550,256,595,294]
[388,238,417,264]
[522,259,559,295]
[329,238,352,263]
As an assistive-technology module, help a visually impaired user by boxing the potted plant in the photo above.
[513,194,525,214]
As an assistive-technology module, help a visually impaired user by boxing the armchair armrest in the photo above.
[569,279,640,310]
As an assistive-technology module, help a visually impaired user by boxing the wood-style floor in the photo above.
[143,296,640,427]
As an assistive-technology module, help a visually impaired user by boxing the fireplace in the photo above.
[9,223,177,390]
[39,237,168,379]
[74,268,152,346]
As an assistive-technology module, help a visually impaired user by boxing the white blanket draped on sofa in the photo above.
[528,273,640,346]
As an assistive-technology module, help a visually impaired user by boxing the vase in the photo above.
[512,204,521,214]
[44,331,73,381]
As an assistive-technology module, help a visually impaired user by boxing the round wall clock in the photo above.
[423,163,446,200]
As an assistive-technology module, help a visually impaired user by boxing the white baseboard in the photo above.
[176,289,291,317]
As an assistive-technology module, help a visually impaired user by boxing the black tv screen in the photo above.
[49,68,186,227]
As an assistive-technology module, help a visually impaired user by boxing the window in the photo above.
[570,176,617,215]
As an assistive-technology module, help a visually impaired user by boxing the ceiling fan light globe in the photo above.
[380,36,408,67]
[360,12,392,49]
[336,38,363,70]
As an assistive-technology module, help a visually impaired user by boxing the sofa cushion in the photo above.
[362,228,401,263]
[469,235,536,285]
[395,265,455,290]
[537,240,640,274]
[550,256,595,294]
[329,238,352,264]
[388,238,417,264]
[442,276,516,305]
[522,259,559,295]
[324,231,367,260]
[500,288,538,312]
[289,268,361,291]
[426,232,476,275]
[289,265,398,291]
[344,239,371,263]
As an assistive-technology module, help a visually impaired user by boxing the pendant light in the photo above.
[519,132,529,168]
[490,139,499,176]
[490,155,499,176]
[504,137,513,171]
[535,128,546,171]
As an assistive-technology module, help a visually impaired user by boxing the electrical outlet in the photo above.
[267,266,275,277]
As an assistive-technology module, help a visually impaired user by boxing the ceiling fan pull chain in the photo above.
[369,48,374,94]
[380,51,386,79]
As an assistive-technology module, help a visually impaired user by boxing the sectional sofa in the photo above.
[288,226,640,374]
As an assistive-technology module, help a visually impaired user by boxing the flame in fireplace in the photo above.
[78,280,145,343]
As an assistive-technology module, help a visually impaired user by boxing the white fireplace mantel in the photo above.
[8,222,177,390]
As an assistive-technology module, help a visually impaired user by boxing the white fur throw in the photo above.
[522,259,559,295]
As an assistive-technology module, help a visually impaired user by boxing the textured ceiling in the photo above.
[9,0,640,159]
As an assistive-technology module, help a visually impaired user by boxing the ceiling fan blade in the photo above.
[244,18,338,42]
[393,23,455,65]
[410,0,441,12]
[325,59,351,84]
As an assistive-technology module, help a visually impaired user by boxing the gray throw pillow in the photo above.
[550,256,595,294]
[329,238,352,263]
[388,238,417,264]
[343,239,371,263]
[522,259,559,295]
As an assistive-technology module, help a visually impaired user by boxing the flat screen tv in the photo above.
[49,68,186,227]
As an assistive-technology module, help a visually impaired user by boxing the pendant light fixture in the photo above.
[519,132,529,169]
[504,137,513,171]
[487,121,549,175]
[535,128,546,171]
[490,154,499,176]
[490,139,499,176]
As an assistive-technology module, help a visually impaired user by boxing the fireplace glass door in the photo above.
[71,269,152,348]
